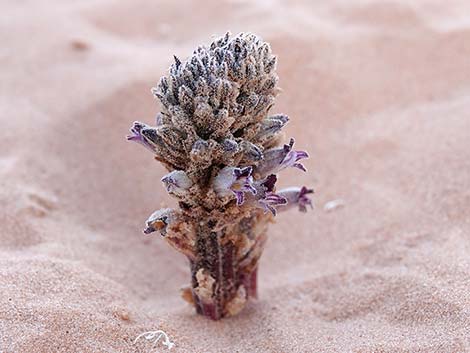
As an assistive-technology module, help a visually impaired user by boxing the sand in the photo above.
[1,0,470,352]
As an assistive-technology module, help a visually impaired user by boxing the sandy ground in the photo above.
[1,0,470,352]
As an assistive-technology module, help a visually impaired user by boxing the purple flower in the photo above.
[258,192,287,216]
[161,170,193,196]
[243,174,287,216]
[277,186,314,212]
[213,166,257,205]
[126,121,156,152]
[279,139,309,172]
[254,138,308,177]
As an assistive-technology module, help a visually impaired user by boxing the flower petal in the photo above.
[254,138,308,176]
[258,192,287,215]
[127,121,156,152]
[234,191,245,205]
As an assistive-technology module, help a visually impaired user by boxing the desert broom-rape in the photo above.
[127,32,313,320]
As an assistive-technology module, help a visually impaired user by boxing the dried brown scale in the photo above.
[127,32,313,320]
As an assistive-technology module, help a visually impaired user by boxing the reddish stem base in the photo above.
[188,218,264,320]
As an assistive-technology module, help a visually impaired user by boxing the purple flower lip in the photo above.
[254,138,309,176]
[213,166,257,205]
[297,186,314,212]
[126,121,143,140]
[231,166,257,205]
[279,138,309,172]
[258,192,287,216]
[127,121,156,152]
[243,175,286,216]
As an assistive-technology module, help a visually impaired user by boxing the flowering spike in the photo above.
[127,32,314,320]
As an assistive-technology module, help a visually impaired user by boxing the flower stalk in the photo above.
[128,32,313,320]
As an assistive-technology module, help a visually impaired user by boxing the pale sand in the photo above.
[1,0,469,352]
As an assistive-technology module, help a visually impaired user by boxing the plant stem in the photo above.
[189,220,261,320]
